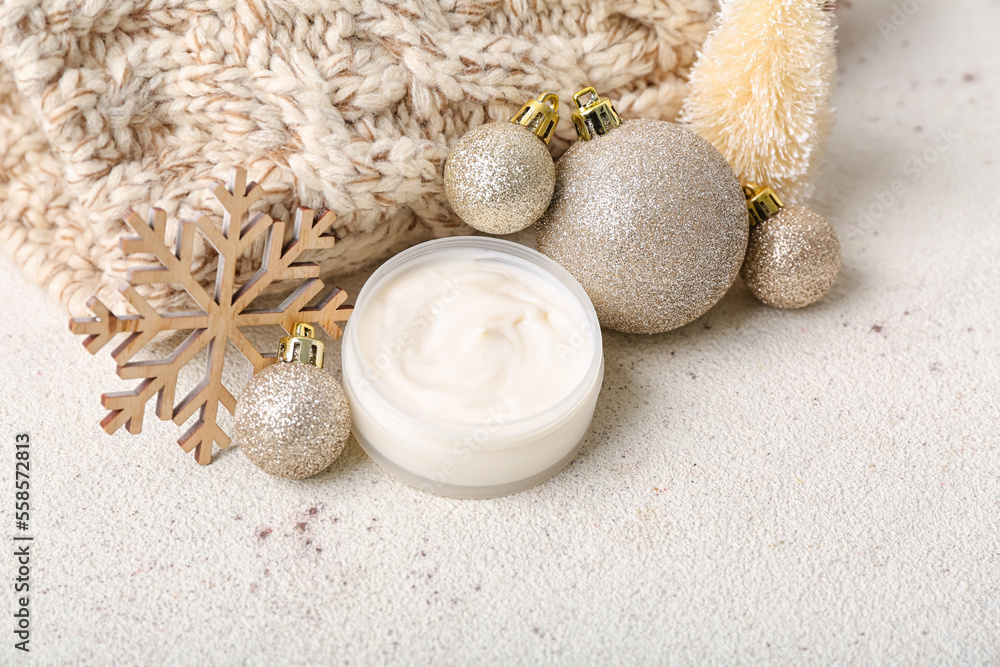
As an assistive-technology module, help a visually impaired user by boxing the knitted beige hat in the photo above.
[0,0,719,315]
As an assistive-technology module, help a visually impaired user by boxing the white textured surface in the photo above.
[1,1,998,664]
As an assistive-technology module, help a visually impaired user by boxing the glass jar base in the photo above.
[353,430,588,499]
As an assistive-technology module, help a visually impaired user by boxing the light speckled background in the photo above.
[2,1,998,664]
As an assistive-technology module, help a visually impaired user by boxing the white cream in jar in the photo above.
[342,237,604,498]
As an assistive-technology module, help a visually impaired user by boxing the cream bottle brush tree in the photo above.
[680,0,837,203]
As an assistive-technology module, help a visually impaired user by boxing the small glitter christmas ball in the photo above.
[235,362,351,479]
[536,118,748,334]
[444,122,556,235]
[741,205,841,309]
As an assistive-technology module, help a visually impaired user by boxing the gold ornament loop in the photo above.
[278,322,325,368]
[510,92,560,144]
[744,183,785,227]
[570,87,622,141]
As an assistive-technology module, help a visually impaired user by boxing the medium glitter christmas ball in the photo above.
[536,116,748,334]
[235,361,351,479]
[741,205,841,309]
[445,122,556,235]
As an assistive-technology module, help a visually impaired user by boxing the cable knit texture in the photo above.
[0,0,716,315]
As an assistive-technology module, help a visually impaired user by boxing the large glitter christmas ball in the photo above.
[444,122,556,235]
[741,205,841,309]
[235,362,351,479]
[536,118,748,334]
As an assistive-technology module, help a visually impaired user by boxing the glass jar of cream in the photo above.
[341,237,604,498]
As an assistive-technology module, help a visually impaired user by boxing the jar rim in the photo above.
[341,236,604,441]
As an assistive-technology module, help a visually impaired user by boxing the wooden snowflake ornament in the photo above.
[70,167,353,465]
